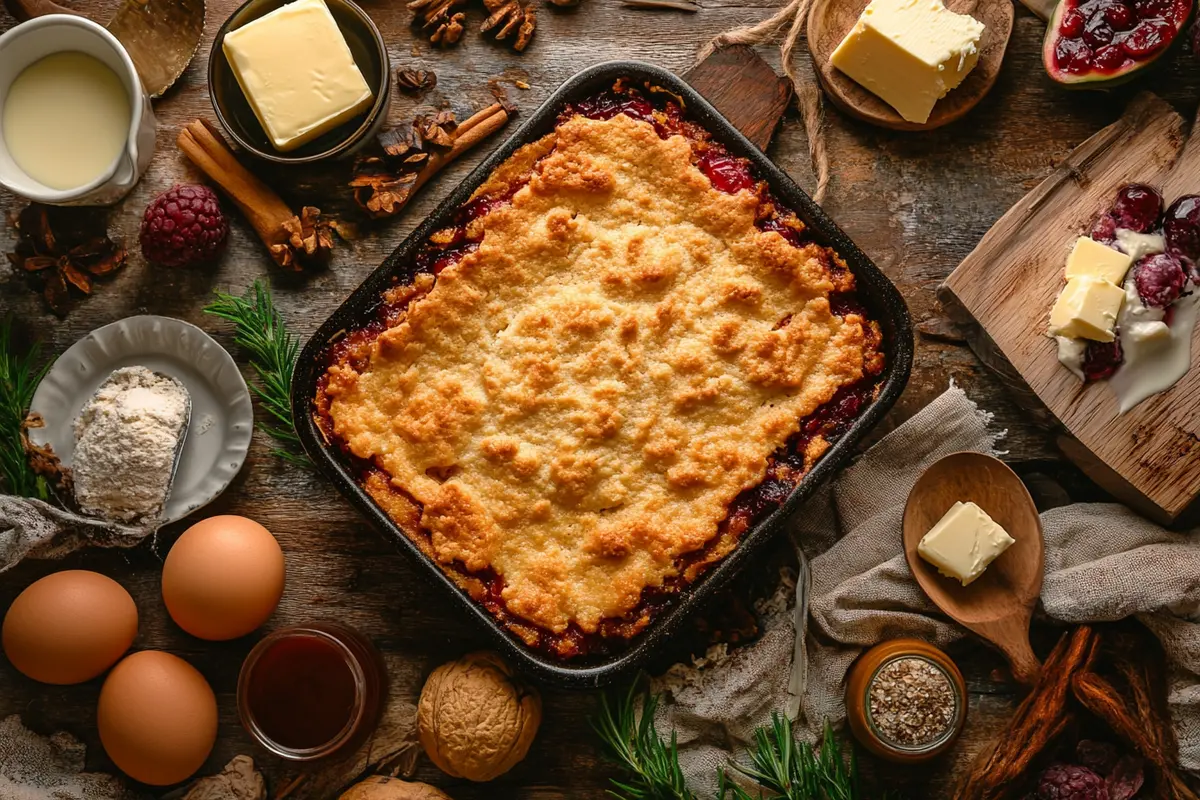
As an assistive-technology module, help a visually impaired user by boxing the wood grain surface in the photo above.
[1,0,1199,796]
[903,452,1045,686]
[807,0,1014,131]
[943,93,1199,522]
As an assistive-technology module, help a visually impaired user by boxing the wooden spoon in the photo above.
[806,0,1015,131]
[902,452,1045,685]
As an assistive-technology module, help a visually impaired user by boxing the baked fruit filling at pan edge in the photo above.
[315,82,886,661]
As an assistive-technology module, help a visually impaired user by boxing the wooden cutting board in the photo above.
[941,92,1200,523]
[683,44,793,151]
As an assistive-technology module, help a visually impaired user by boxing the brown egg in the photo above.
[98,650,217,786]
[2,570,137,684]
[162,515,285,641]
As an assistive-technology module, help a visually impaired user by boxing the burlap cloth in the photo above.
[654,385,1200,796]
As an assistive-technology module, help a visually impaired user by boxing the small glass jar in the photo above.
[844,638,967,764]
[237,621,387,762]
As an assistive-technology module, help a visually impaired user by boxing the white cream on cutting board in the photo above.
[3,52,131,191]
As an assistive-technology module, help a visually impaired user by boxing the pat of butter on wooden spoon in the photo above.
[917,501,1015,586]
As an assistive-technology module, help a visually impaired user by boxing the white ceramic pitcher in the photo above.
[0,15,156,205]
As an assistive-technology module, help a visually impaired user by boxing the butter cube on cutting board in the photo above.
[829,0,985,124]
[1048,276,1125,342]
[1064,236,1133,285]
[917,501,1015,586]
[222,0,374,152]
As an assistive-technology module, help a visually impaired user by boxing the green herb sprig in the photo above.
[593,683,698,800]
[595,684,869,800]
[0,315,53,499]
[203,281,308,465]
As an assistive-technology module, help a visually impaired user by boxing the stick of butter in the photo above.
[917,501,1015,586]
[222,0,374,152]
[829,0,985,125]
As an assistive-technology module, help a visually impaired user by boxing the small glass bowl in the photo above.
[844,638,967,764]
[208,0,391,165]
[237,621,387,762]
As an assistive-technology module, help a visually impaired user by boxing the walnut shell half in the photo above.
[339,776,454,800]
[417,651,542,781]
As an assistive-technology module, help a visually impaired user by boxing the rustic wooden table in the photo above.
[1,0,1198,796]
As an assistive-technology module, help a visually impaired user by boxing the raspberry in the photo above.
[139,184,228,268]
[1037,764,1111,800]
[1134,253,1187,308]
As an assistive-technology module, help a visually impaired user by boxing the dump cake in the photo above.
[315,83,886,659]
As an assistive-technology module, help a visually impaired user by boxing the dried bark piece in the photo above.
[396,68,437,93]
[183,755,265,800]
[481,0,536,49]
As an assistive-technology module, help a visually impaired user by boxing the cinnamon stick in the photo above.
[412,103,508,196]
[177,120,331,270]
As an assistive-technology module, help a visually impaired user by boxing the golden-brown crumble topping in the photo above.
[322,112,869,635]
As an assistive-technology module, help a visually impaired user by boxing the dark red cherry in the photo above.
[1165,195,1200,262]
[1090,213,1119,245]
[1111,183,1163,232]
[1134,253,1187,308]
[1082,338,1123,381]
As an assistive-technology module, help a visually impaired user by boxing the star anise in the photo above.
[396,68,438,94]
[6,204,126,316]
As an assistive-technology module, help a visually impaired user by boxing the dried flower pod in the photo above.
[6,203,126,316]
[396,68,437,94]
[417,651,541,782]
[339,777,454,800]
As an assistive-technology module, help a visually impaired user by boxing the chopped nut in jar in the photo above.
[868,657,956,747]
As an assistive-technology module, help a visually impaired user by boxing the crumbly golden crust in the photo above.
[323,113,868,635]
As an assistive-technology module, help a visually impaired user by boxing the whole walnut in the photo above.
[339,776,454,800]
[417,651,542,781]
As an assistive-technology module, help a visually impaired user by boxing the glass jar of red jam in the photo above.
[237,621,387,762]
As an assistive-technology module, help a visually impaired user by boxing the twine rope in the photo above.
[697,0,831,204]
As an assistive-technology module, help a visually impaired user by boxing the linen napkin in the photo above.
[654,385,1200,796]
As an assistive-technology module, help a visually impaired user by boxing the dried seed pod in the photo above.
[417,652,541,782]
[396,68,437,94]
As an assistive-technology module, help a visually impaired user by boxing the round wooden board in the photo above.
[807,0,1015,131]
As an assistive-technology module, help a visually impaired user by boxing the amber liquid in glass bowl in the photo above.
[238,622,387,761]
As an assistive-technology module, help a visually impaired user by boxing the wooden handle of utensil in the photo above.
[999,635,1042,687]
[4,0,84,20]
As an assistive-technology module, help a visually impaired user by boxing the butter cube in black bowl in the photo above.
[209,0,390,164]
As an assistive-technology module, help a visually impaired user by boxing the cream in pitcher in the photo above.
[3,51,132,191]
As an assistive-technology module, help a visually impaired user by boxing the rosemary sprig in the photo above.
[595,684,870,800]
[0,315,52,500]
[593,683,699,800]
[203,281,308,466]
[720,717,859,800]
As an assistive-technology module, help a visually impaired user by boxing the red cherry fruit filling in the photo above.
[697,148,755,194]
[1047,0,1188,77]
[1165,194,1200,264]
[1111,183,1163,232]
[1083,338,1124,381]
[1134,253,1187,307]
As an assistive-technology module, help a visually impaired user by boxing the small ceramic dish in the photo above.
[208,0,390,165]
[28,315,254,525]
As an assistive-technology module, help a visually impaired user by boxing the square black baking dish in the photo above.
[291,60,913,688]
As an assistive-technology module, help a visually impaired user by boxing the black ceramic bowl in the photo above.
[208,0,390,164]
[291,61,914,688]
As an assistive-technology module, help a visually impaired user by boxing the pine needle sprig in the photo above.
[722,716,862,800]
[203,281,309,466]
[0,315,53,500]
[592,682,699,800]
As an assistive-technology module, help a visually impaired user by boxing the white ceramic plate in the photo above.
[29,315,254,524]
